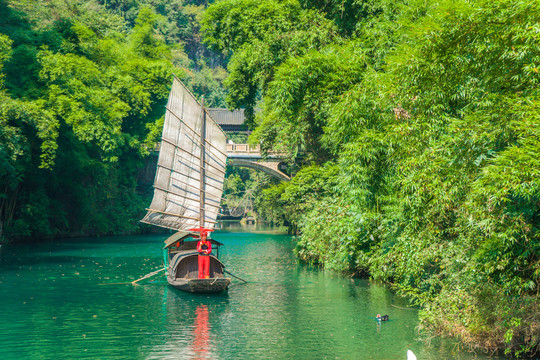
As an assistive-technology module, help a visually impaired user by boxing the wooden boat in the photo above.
[163,231,230,293]
[141,76,231,293]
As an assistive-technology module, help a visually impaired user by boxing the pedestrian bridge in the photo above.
[208,108,290,181]
[140,143,290,186]
[226,144,290,181]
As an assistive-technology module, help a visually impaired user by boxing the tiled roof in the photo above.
[207,108,245,125]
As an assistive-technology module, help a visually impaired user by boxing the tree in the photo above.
[202,0,339,125]
[0,1,174,240]
[212,0,540,354]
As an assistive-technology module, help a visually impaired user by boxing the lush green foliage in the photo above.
[0,0,225,240]
[253,43,367,161]
[95,0,230,107]
[202,0,339,125]
[204,0,540,355]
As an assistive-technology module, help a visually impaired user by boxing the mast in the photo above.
[200,96,206,228]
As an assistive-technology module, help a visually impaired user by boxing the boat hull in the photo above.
[167,277,231,293]
[167,251,230,294]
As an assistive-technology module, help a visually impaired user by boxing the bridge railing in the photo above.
[226,144,287,158]
[226,144,261,154]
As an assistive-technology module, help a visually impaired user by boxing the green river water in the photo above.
[0,225,508,359]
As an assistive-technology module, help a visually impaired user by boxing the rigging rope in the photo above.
[226,189,255,217]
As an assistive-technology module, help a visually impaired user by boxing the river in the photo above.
[0,225,507,359]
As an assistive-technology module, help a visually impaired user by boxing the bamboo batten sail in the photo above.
[141,77,227,230]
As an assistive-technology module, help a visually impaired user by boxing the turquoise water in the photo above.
[0,225,507,359]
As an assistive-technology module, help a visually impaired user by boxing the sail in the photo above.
[141,76,228,231]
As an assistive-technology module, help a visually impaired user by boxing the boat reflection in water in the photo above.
[191,305,211,360]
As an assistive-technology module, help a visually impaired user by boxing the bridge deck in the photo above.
[226,144,283,160]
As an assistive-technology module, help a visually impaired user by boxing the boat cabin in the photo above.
[163,231,226,280]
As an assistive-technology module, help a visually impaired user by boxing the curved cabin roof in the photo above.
[163,231,224,249]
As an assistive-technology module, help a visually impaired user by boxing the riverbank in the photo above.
[203,0,540,356]
[294,221,539,358]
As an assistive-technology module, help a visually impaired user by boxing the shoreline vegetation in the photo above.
[201,0,539,357]
[0,0,538,357]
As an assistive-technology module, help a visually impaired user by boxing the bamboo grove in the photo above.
[202,0,540,355]
[0,0,227,239]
